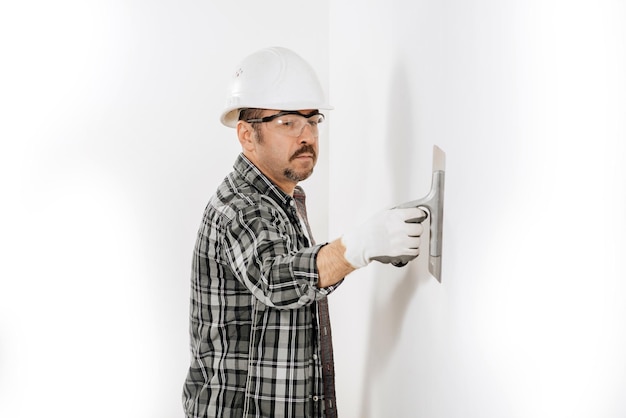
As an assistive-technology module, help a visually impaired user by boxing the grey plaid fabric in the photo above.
[183,154,342,417]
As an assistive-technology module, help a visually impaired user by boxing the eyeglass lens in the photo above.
[273,114,323,137]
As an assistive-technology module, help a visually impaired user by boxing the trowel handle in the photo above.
[371,211,428,267]
[379,146,446,281]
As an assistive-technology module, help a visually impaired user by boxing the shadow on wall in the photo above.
[358,60,429,417]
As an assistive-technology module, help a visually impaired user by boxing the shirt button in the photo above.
[312,354,318,360]
[313,396,319,402]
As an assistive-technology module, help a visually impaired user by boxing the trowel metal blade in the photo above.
[429,145,445,282]
[433,145,446,172]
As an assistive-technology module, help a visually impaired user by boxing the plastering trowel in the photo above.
[372,145,446,282]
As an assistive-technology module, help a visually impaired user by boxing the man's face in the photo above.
[240,109,319,194]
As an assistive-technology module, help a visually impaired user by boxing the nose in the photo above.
[298,123,317,143]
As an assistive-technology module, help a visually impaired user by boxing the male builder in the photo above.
[182,46,425,417]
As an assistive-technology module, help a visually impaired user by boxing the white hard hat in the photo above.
[220,47,333,128]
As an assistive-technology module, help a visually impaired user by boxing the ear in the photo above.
[236,121,256,152]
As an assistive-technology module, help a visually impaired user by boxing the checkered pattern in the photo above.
[183,154,342,417]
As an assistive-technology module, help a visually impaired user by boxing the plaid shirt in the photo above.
[183,154,341,417]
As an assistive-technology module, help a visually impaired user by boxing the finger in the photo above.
[405,223,423,237]
[401,236,421,250]
[396,207,427,224]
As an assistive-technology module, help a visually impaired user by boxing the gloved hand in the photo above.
[341,207,426,268]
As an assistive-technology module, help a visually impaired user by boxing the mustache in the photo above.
[289,145,317,161]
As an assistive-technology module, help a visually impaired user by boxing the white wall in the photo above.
[329,1,626,417]
[0,1,329,417]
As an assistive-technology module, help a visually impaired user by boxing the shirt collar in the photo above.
[233,153,295,206]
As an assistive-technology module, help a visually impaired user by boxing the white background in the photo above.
[1,1,625,417]
[0,1,328,417]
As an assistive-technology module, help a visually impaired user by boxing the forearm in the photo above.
[317,238,356,288]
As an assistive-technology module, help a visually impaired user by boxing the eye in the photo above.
[276,118,296,127]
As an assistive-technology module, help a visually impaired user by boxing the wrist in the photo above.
[317,239,356,288]
[340,233,368,269]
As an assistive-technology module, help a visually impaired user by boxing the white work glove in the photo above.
[341,207,426,268]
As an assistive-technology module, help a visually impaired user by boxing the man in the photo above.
[182,47,425,417]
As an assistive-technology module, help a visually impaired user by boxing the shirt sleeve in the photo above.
[222,204,339,310]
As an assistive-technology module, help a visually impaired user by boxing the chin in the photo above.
[285,168,314,183]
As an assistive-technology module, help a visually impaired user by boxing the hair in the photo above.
[238,108,264,142]
[238,108,264,122]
